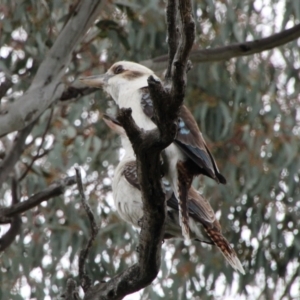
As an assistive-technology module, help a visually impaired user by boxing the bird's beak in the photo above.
[103,113,121,126]
[79,73,111,87]
[103,114,125,135]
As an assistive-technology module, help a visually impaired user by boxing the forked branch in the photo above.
[82,0,195,299]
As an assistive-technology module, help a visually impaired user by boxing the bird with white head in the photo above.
[80,61,226,240]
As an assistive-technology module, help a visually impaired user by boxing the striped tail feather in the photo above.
[177,182,190,240]
[176,163,196,240]
[204,226,245,274]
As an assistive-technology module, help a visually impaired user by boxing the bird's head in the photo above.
[80,61,155,103]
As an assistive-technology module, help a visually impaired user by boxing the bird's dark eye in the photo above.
[114,65,124,74]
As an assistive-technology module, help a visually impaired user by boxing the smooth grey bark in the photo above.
[0,0,103,136]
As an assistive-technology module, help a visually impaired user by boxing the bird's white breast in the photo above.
[115,81,187,213]
[118,89,156,131]
[112,159,143,227]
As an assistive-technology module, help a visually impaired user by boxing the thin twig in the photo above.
[75,167,99,293]
[19,108,54,181]
[142,22,300,71]
[60,85,98,102]
[0,176,76,218]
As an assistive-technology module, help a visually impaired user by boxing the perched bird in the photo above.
[80,61,226,240]
[103,114,245,274]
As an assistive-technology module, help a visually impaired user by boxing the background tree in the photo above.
[1,0,300,299]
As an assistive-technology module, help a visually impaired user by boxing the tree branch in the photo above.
[0,176,76,219]
[83,1,195,299]
[56,23,300,105]
[170,0,195,110]
[75,167,99,293]
[84,110,169,300]
[0,0,103,136]
[141,23,300,71]
[60,84,98,102]
[0,216,13,225]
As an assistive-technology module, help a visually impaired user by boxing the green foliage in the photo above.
[1,0,300,299]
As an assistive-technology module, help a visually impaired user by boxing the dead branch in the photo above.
[82,1,195,299]
[75,167,99,293]
[60,84,98,102]
[0,176,76,219]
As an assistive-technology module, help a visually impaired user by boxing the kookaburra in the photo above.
[102,114,245,274]
[80,61,226,240]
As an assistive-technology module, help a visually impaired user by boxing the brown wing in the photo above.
[139,87,226,184]
[167,186,217,226]
[186,187,217,226]
[176,106,226,184]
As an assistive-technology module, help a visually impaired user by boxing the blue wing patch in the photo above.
[178,117,191,135]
